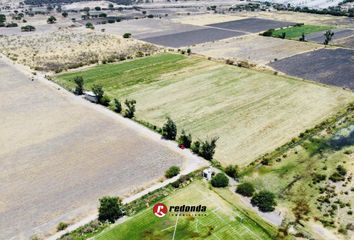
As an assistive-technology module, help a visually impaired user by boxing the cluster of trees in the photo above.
[73,76,136,118]
[98,196,124,223]
[236,182,276,212]
[161,118,218,161]
[0,14,6,27]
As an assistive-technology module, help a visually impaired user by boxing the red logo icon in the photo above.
[153,203,168,218]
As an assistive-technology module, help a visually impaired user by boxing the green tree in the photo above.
[92,84,104,101]
[251,191,277,212]
[47,16,57,24]
[95,6,101,11]
[73,76,84,95]
[109,3,114,9]
[177,130,192,148]
[165,166,180,178]
[86,22,94,29]
[114,98,122,113]
[124,99,136,118]
[225,165,239,179]
[0,14,6,23]
[62,12,68,17]
[123,33,132,38]
[162,117,177,140]
[98,196,124,223]
[191,140,201,154]
[199,137,218,160]
[211,173,229,188]
[236,182,255,197]
[324,30,334,45]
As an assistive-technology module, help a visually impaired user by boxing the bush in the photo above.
[99,95,110,106]
[191,140,201,154]
[62,12,68,17]
[224,165,239,179]
[86,22,94,29]
[165,166,180,178]
[98,196,124,223]
[162,117,177,140]
[177,130,192,148]
[92,84,104,101]
[262,29,274,37]
[236,182,255,197]
[124,99,136,118]
[47,16,57,24]
[73,76,84,95]
[199,137,218,160]
[211,173,229,188]
[251,191,277,212]
[57,222,68,231]
[114,98,122,113]
[21,25,35,32]
[123,33,131,38]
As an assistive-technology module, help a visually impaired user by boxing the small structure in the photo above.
[203,168,213,181]
[84,91,98,103]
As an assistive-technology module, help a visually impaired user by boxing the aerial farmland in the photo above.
[0,0,353,239]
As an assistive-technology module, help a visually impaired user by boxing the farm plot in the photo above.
[94,18,204,39]
[306,29,354,44]
[95,181,277,240]
[0,58,197,240]
[55,53,354,166]
[140,28,245,48]
[335,36,354,48]
[269,48,354,90]
[269,24,333,40]
[207,17,296,33]
[192,34,323,65]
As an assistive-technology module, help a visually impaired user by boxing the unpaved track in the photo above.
[0,57,206,239]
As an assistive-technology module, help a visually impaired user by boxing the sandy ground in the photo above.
[0,28,156,72]
[171,13,246,26]
[192,34,324,65]
[0,56,207,240]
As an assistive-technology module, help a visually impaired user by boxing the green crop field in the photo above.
[55,53,353,166]
[271,25,332,39]
[95,181,277,240]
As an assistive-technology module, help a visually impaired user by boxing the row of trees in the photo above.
[161,117,218,161]
[73,76,136,118]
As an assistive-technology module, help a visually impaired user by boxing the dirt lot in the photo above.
[0,57,203,239]
[171,13,245,26]
[269,48,354,90]
[0,28,156,72]
[141,27,245,48]
[192,34,323,65]
[207,17,296,33]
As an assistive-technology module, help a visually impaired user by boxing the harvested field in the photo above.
[335,35,354,48]
[306,29,354,43]
[140,27,245,48]
[269,48,354,90]
[207,17,296,33]
[94,18,203,39]
[171,13,245,26]
[55,53,354,166]
[96,180,277,240]
[0,28,156,72]
[192,34,323,65]
[0,57,200,239]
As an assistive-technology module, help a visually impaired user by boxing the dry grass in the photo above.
[0,28,157,72]
[192,34,324,65]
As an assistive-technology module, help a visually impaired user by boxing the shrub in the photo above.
[47,16,57,24]
[262,28,274,37]
[123,33,132,38]
[199,137,218,160]
[251,191,277,212]
[165,166,180,178]
[124,99,136,118]
[224,165,239,179]
[98,196,124,223]
[191,140,201,154]
[92,84,104,101]
[236,182,255,197]
[177,130,192,148]
[57,222,68,231]
[62,12,68,17]
[99,95,110,106]
[73,76,84,95]
[86,22,94,29]
[162,117,177,140]
[211,173,229,188]
[114,98,122,113]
